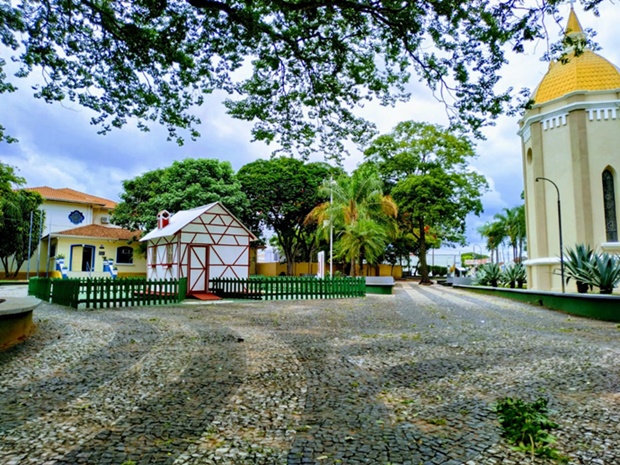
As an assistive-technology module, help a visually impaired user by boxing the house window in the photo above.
[603,169,618,242]
[116,246,134,264]
[150,246,156,266]
[68,210,85,225]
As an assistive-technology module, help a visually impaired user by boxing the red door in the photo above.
[187,245,209,293]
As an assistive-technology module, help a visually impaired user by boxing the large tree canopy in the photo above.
[112,158,250,233]
[365,121,488,283]
[0,0,605,158]
[237,157,336,275]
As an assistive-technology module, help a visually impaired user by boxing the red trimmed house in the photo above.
[140,202,257,297]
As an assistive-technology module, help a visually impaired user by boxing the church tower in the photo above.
[520,7,620,291]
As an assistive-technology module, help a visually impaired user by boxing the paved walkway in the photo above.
[1,283,619,464]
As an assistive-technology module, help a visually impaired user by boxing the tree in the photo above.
[0,164,41,277]
[477,220,506,264]
[0,1,603,156]
[0,168,45,277]
[308,164,397,276]
[0,162,25,223]
[237,157,336,275]
[365,121,488,284]
[112,158,251,233]
[493,205,526,262]
[477,202,526,263]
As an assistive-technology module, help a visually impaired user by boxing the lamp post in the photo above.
[535,177,565,293]
[329,176,333,279]
[472,244,481,265]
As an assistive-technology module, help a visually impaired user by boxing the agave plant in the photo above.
[583,252,620,294]
[501,263,526,289]
[564,244,596,293]
[474,262,502,287]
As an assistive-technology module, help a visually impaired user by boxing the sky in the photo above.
[2,3,620,259]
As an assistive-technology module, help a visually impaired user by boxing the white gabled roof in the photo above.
[140,202,257,242]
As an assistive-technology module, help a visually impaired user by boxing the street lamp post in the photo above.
[472,244,481,265]
[535,177,565,293]
[329,176,333,279]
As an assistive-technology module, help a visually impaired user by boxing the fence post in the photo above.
[178,277,187,302]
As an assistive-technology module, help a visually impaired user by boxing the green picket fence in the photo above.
[209,276,366,300]
[28,277,52,301]
[29,277,187,309]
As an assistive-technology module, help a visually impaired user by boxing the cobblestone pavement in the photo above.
[1,283,619,465]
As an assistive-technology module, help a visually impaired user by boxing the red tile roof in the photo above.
[25,187,117,209]
[55,224,140,240]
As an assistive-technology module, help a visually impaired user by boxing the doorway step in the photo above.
[188,292,222,301]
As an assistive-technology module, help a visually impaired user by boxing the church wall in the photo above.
[567,109,593,247]
[522,120,560,291]
[541,121,574,245]
[586,116,620,246]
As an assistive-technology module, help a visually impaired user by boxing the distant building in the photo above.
[2,187,144,279]
[520,8,620,291]
[257,247,281,263]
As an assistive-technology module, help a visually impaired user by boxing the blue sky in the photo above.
[2,4,619,257]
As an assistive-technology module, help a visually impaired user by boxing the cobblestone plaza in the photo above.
[1,283,618,464]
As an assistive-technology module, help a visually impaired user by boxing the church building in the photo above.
[520,7,620,291]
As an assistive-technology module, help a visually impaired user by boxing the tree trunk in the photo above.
[418,217,431,285]
[285,255,294,276]
[1,258,9,278]
[350,257,356,276]
[278,236,296,276]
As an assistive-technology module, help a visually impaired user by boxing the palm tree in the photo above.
[336,218,390,274]
[493,207,518,262]
[307,164,397,276]
[492,206,527,262]
[515,204,526,261]
[477,220,505,263]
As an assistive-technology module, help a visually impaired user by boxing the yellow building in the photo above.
[2,187,145,279]
[520,8,620,291]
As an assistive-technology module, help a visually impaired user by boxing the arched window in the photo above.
[603,169,618,242]
[116,246,134,264]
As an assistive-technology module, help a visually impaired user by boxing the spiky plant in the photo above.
[564,244,596,293]
[583,252,620,295]
[475,262,502,287]
[501,263,526,289]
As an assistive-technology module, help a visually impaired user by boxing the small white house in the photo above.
[140,202,257,297]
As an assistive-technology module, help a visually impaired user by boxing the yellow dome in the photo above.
[533,50,620,104]
[532,8,620,105]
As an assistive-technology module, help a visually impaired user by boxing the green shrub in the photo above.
[430,265,447,277]
[495,397,566,462]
